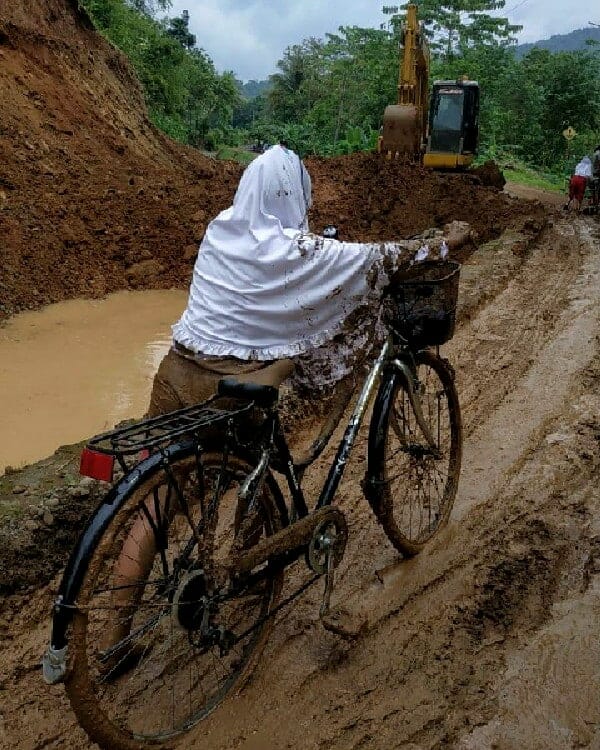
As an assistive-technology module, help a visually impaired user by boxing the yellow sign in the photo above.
[563,126,577,141]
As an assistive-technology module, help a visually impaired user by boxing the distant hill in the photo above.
[515,27,600,58]
[237,79,271,99]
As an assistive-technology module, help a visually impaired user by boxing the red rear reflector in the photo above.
[139,449,150,461]
[80,448,115,482]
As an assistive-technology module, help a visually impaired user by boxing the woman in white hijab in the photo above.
[148,144,468,420]
[105,145,468,653]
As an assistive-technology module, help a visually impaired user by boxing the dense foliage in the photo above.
[81,0,600,174]
[80,0,240,145]
[251,1,600,171]
[386,0,522,55]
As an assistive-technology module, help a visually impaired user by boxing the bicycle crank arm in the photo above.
[392,359,439,453]
[231,506,347,578]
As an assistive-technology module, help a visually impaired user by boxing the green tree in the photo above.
[507,48,600,167]
[80,0,240,147]
[267,39,324,122]
[129,0,170,15]
[264,27,395,153]
[166,9,196,50]
[385,1,521,58]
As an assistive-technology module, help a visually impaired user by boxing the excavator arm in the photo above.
[380,4,430,159]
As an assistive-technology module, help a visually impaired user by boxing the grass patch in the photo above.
[503,165,565,192]
[0,498,24,522]
[215,146,256,166]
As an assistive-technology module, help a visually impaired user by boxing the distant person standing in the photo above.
[566,156,593,212]
[592,145,600,178]
[591,145,600,209]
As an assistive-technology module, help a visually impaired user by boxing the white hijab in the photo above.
[173,145,381,361]
[575,157,593,178]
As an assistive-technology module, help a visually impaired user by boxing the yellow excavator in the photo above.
[379,4,480,169]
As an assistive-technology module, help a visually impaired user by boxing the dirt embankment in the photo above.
[0,0,243,320]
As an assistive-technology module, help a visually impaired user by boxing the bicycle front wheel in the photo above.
[65,448,283,750]
[368,349,462,556]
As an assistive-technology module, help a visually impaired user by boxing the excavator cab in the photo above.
[423,80,480,169]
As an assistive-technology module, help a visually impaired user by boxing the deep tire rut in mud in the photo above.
[1,217,600,750]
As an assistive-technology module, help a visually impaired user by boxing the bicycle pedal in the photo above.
[320,606,367,640]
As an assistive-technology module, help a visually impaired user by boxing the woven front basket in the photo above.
[385,260,461,348]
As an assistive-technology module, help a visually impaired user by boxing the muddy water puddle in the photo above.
[0,290,186,473]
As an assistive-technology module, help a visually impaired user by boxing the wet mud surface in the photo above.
[1,2,599,748]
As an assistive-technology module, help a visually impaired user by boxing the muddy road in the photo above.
[1,214,599,750]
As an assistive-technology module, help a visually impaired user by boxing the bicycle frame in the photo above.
[264,341,392,523]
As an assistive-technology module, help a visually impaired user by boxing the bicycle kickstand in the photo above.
[319,546,335,619]
[319,549,367,640]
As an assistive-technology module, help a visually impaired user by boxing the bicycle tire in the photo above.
[65,449,283,750]
[368,349,462,556]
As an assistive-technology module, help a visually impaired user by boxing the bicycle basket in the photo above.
[385,260,460,348]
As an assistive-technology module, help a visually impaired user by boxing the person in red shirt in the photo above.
[566,156,593,212]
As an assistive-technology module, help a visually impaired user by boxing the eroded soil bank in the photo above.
[1,216,598,749]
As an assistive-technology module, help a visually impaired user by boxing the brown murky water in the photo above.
[0,290,186,473]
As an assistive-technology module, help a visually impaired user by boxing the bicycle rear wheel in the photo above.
[65,448,283,750]
[368,350,462,556]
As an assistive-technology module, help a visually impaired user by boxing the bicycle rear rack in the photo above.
[80,397,254,481]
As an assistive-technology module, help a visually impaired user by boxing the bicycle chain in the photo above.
[231,572,322,645]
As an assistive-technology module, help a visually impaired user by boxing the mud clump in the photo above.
[471,160,507,190]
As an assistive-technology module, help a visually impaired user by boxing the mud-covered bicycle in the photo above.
[43,260,463,750]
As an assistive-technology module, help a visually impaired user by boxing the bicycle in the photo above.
[43,259,463,750]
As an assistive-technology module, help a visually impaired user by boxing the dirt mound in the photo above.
[471,159,507,189]
[0,0,547,323]
[306,152,539,244]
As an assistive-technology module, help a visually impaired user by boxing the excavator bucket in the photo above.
[380,105,420,158]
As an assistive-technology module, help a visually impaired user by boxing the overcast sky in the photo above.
[167,1,598,81]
